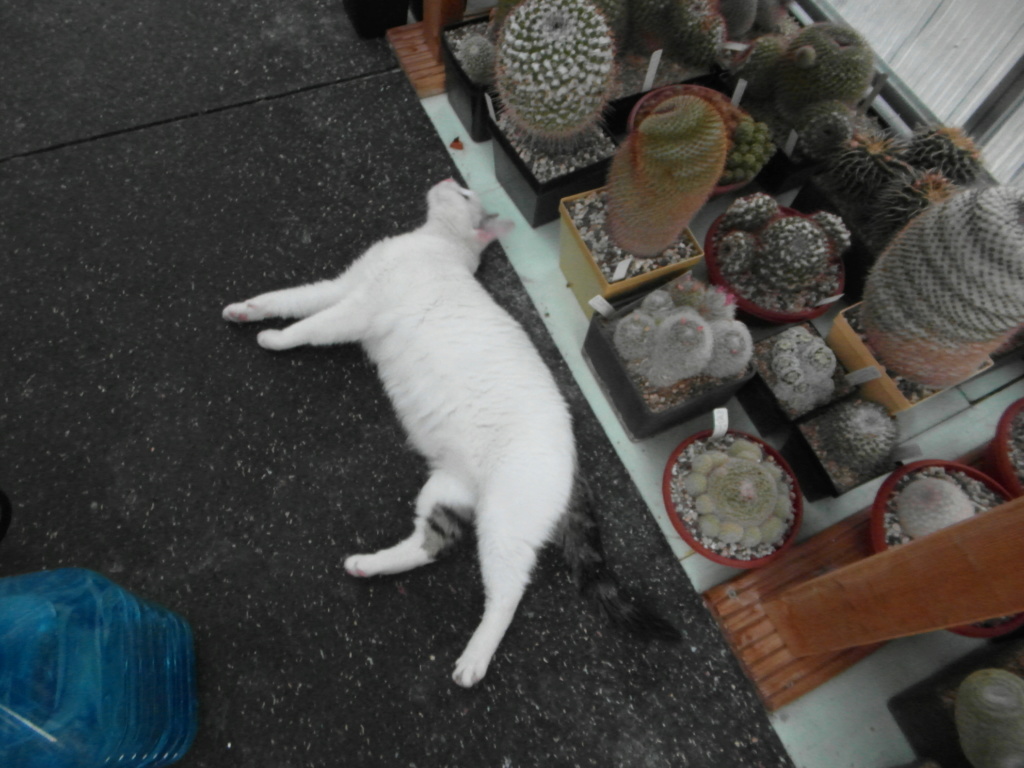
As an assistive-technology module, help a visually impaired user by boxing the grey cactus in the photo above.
[817,399,898,475]
[768,326,837,415]
[706,319,754,379]
[718,192,780,231]
[457,34,497,85]
[955,669,1024,768]
[895,476,974,539]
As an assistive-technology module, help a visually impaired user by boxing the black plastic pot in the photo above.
[442,18,494,143]
[583,302,756,440]
[0,489,11,546]
[343,0,409,39]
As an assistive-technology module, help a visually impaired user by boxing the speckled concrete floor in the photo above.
[0,3,793,766]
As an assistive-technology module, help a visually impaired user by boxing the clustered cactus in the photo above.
[606,93,729,256]
[768,326,838,415]
[494,0,617,147]
[895,476,975,538]
[612,274,752,387]
[713,193,850,294]
[721,114,776,185]
[861,186,1024,389]
[817,399,898,475]
[955,669,1024,768]
[682,438,795,548]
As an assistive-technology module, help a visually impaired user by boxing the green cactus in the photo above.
[769,326,837,415]
[820,127,910,202]
[895,476,974,539]
[955,669,1024,768]
[753,215,834,291]
[792,99,855,160]
[861,186,1024,388]
[706,319,754,378]
[495,0,617,147]
[606,93,728,256]
[719,0,757,39]
[683,440,794,548]
[589,0,631,45]
[718,191,780,231]
[629,0,725,67]
[818,399,898,475]
[900,125,984,186]
[731,33,786,101]
[457,34,497,85]
[863,169,957,249]
[721,115,776,185]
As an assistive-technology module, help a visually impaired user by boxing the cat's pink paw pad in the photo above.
[344,556,369,578]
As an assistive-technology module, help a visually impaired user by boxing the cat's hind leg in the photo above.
[254,298,370,350]
[223,279,347,323]
[344,471,474,578]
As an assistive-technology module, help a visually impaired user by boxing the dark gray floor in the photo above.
[0,4,793,767]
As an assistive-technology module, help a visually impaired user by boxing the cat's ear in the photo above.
[475,217,514,246]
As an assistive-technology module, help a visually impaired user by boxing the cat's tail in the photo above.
[559,477,682,642]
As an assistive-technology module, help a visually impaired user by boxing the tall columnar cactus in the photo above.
[682,439,794,548]
[606,94,728,256]
[861,186,1024,388]
[769,326,837,415]
[955,669,1024,768]
[818,399,898,475]
[895,476,974,539]
[495,0,616,147]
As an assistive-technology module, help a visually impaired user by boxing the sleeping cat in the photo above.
[223,179,679,687]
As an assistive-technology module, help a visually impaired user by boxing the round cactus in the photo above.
[719,0,757,39]
[457,34,497,85]
[718,192,780,231]
[612,308,656,363]
[705,319,754,378]
[792,99,855,160]
[895,476,975,538]
[606,93,728,256]
[862,186,1024,388]
[721,115,776,185]
[645,306,714,386]
[495,0,617,147]
[955,669,1024,768]
[731,33,787,101]
[863,169,957,249]
[818,399,898,475]
[769,326,837,414]
[753,215,833,291]
[900,125,984,186]
[684,440,793,548]
[821,128,910,203]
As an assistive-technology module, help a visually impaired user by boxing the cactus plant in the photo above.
[706,319,754,379]
[606,93,728,256]
[719,0,757,39]
[863,169,957,249]
[955,669,1024,768]
[753,215,834,291]
[792,99,855,160]
[494,0,617,147]
[818,399,898,475]
[895,476,975,538]
[900,125,984,186]
[820,127,910,203]
[629,0,725,68]
[721,115,776,185]
[768,326,837,415]
[774,24,874,120]
[457,34,497,85]
[861,186,1024,388]
[718,191,779,231]
[683,440,794,548]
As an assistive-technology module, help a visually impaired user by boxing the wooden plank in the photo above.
[702,508,882,710]
[764,496,1024,656]
[387,22,446,99]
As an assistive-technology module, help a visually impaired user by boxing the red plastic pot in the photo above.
[703,208,845,323]
[662,430,803,569]
[869,459,1023,638]
[983,397,1024,498]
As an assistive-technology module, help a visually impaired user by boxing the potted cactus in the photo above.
[869,459,1022,638]
[955,669,1024,768]
[796,397,900,497]
[983,397,1024,499]
[704,192,848,322]
[583,274,755,439]
[828,186,1024,413]
[442,18,498,142]
[489,0,619,226]
[662,429,802,567]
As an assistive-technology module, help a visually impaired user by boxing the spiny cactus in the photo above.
[589,0,631,44]
[861,186,1024,388]
[955,669,1024,768]
[769,326,837,415]
[629,0,725,68]
[900,125,984,186]
[719,0,757,39]
[792,99,855,160]
[718,191,779,231]
[457,34,497,85]
[731,33,786,101]
[753,215,834,291]
[606,93,728,256]
[683,440,794,548]
[721,115,776,185]
[611,276,751,387]
[863,169,957,249]
[774,24,874,117]
[820,127,910,202]
[818,399,898,475]
[895,476,974,539]
[495,0,616,147]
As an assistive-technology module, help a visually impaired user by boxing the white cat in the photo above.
[223,179,678,687]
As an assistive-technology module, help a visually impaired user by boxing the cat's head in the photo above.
[426,179,514,264]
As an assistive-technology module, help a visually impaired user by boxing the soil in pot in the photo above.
[565,188,701,285]
[494,114,616,186]
[663,430,802,566]
[872,461,1023,637]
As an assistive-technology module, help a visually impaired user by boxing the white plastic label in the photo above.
[611,257,633,282]
[642,50,663,93]
[711,407,729,439]
[814,292,844,307]
[857,72,889,116]
[845,366,883,385]
[892,443,924,463]
[724,42,751,53]
[731,78,748,106]
[588,295,616,318]
[784,129,799,156]
[484,91,498,122]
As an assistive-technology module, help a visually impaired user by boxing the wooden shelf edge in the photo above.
[387,22,446,99]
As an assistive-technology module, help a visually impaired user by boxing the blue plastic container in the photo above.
[0,568,197,767]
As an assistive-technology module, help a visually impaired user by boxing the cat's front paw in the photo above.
[222,301,266,323]
[452,651,490,688]
[256,329,289,350]
[344,554,373,578]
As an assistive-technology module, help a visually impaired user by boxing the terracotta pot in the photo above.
[983,397,1024,498]
[869,459,1023,638]
[704,208,845,324]
[662,430,803,568]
